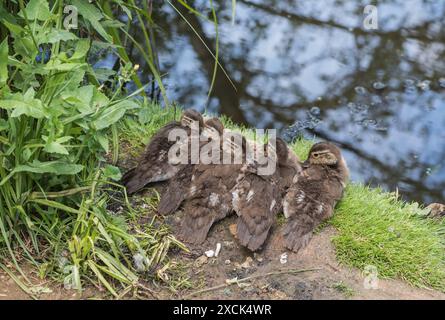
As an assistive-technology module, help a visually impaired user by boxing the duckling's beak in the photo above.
[302,160,310,168]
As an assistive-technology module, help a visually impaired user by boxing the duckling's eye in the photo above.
[313,153,319,158]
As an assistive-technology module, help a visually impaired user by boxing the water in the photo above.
[124,0,445,205]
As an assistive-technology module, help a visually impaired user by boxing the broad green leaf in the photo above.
[0,37,8,87]
[61,85,94,112]
[102,165,122,181]
[71,0,113,42]
[0,91,47,119]
[43,142,69,155]
[92,89,110,109]
[96,133,109,153]
[13,160,83,175]
[39,29,78,44]
[20,0,51,21]
[69,39,90,61]
[91,100,139,130]
[42,136,72,155]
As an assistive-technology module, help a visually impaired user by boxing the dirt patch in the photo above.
[161,211,445,300]
[2,211,444,300]
[0,268,100,300]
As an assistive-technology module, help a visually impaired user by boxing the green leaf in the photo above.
[39,29,78,44]
[96,133,109,153]
[69,39,90,61]
[20,0,51,21]
[0,37,7,87]
[1,20,25,35]
[42,136,72,155]
[71,0,113,42]
[43,142,69,155]
[13,160,84,175]
[42,61,86,72]
[91,100,139,131]
[102,165,122,181]
[0,91,47,119]
[61,85,94,112]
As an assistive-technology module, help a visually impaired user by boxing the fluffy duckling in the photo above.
[232,138,300,251]
[282,142,349,252]
[121,109,204,194]
[177,132,248,244]
[157,117,225,215]
[426,203,445,219]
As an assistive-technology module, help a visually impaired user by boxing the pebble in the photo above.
[205,250,215,258]
[280,253,288,264]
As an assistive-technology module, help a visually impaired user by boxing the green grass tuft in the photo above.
[331,185,445,291]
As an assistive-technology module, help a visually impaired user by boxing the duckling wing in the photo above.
[122,122,183,194]
[235,174,280,251]
[158,164,196,215]
[178,164,240,244]
[282,181,334,252]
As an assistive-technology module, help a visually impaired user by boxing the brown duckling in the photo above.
[121,109,204,194]
[177,132,248,244]
[232,138,301,251]
[282,142,349,252]
[157,117,225,216]
[426,203,445,219]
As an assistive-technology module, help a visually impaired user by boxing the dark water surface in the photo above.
[124,0,445,204]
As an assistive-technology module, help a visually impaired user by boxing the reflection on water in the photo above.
[126,0,445,204]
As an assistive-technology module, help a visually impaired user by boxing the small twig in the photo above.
[183,268,321,299]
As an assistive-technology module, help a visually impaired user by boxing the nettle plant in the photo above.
[0,0,180,297]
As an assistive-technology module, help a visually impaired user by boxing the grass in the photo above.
[331,185,445,291]
[119,104,445,293]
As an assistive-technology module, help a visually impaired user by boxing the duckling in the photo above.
[282,142,349,252]
[157,117,225,216]
[121,109,204,194]
[426,203,445,219]
[232,138,300,251]
[178,132,248,244]
[277,140,302,192]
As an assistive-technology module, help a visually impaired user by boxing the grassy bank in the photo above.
[119,103,445,293]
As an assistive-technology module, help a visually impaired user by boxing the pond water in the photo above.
[123,0,445,205]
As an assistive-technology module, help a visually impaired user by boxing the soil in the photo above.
[2,210,444,300]
[160,213,445,300]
